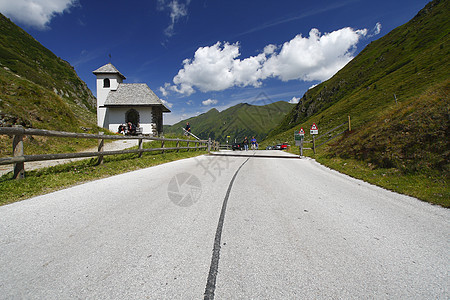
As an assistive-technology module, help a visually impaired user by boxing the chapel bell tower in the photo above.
[92,63,126,127]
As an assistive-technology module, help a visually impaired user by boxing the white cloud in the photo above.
[164,112,189,125]
[374,22,382,35]
[0,0,78,30]
[157,0,190,37]
[289,97,300,104]
[166,41,269,96]
[202,99,218,106]
[263,27,367,82]
[368,22,382,37]
[159,82,171,97]
[161,99,173,109]
[166,27,367,95]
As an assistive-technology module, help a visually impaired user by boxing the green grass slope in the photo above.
[164,101,295,142]
[264,0,449,206]
[0,13,101,157]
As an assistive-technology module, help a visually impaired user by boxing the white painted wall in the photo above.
[95,73,123,127]
[138,107,154,134]
[107,107,155,135]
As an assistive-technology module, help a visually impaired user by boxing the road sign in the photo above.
[310,123,318,135]
[294,130,304,140]
[294,129,304,146]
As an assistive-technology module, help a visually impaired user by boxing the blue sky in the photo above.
[0,0,430,124]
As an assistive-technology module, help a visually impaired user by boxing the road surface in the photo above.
[0,150,448,299]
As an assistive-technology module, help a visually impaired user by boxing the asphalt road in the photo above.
[0,150,448,299]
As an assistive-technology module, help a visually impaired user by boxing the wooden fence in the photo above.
[0,126,219,179]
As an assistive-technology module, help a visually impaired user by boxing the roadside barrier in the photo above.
[0,126,218,179]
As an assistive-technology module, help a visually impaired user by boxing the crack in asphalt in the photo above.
[204,157,250,300]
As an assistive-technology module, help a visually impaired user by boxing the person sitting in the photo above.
[127,122,136,135]
[118,124,125,135]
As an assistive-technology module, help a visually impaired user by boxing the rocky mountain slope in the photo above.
[0,13,100,157]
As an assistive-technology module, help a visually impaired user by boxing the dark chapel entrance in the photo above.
[125,109,139,126]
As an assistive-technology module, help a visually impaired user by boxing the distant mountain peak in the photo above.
[164,101,294,142]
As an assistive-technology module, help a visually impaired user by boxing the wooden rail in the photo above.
[1,126,218,179]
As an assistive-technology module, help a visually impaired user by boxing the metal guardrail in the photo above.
[181,127,201,140]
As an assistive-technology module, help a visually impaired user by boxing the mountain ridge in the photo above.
[269,0,449,137]
[0,13,100,157]
[164,101,295,142]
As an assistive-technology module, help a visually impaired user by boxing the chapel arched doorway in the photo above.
[125,109,139,126]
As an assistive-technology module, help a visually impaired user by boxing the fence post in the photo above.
[208,138,211,153]
[187,140,189,152]
[161,139,165,154]
[97,132,104,165]
[13,125,25,179]
[138,137,143,158]
[348,115,351,132]
[176,139,180,153]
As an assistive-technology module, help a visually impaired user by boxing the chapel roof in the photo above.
[92,63,126,79]
[104,83,171,112]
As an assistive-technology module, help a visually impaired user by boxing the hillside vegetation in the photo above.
[264,0,449,205]
[0,13,101,157]
[164,101,294,142]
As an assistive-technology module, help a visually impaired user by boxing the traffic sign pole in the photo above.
[309,123,318,154]
[294,128,305,158]
[312,135,316,154]
[300,138,303,157]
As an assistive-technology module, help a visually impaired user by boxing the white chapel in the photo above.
[93,63,170,136]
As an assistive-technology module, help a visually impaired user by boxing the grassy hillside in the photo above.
[0,13,101,157]
[263,0,449,206]
[164,101,294,142]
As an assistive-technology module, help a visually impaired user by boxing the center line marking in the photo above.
[204,157,250,300]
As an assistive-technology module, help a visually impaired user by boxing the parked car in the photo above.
[273,143,289,150]
[266,145,273,150]
[232,142,243,151]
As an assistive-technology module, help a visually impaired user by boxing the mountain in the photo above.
[0,13,97,128]
[164,101,295,142]
[0,13,99,157]
[270,0,449,137]
[265,0,449,177]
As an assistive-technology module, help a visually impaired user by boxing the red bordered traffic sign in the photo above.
[310,123,318,135]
